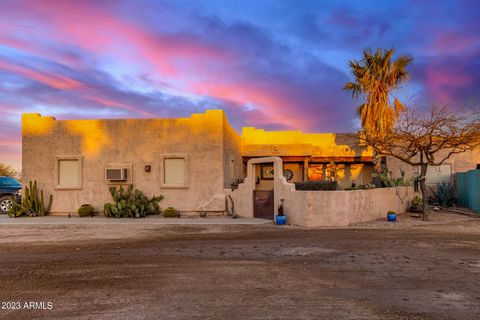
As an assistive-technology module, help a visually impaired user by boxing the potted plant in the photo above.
[275,199,286,225]
[387,210,396,222]
[78,204,94,217]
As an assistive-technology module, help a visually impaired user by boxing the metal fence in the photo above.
[455,169,480,213]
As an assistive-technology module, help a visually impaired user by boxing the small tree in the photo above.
[362,105,480,220]
[0,163,16,177]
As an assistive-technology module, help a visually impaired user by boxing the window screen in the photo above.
[164,158,185,185]
[58,159,79,188]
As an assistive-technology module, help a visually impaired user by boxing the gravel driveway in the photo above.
[0,211,479,319]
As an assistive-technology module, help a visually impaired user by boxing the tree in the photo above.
[362,105,480,220]
[344,48,413,139]
[0,163,16,177]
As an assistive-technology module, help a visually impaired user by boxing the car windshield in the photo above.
[0,177,21,187]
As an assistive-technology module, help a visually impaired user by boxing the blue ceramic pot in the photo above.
[387,212,396,222]
[276,215,287,225]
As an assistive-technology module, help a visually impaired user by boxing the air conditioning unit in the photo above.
[105,168,128,181]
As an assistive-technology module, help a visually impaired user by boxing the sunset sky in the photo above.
[1,0,480,170]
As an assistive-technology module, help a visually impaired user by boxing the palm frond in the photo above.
[345,47,412,138]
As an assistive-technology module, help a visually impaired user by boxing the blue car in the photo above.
[0,176,22,214]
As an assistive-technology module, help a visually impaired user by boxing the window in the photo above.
[161,154,188,188]
[56,156,82,189]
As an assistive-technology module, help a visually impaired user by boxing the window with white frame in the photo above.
[56,156,83,189]
[161,155,188,188]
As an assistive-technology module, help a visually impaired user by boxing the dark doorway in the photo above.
[253,190,274,219]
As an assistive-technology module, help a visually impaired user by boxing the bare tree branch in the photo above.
[359,105,480,220]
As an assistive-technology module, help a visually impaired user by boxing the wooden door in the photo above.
[253,190,274,219]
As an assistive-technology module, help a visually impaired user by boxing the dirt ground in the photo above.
[0,211,479,320]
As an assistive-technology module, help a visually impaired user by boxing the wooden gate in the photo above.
[253,190,274,219]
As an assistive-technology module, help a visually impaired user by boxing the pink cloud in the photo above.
[2,1,305,129]
[423,59,474,104]
[0,140,21,147]
[0,0,351,133]
[0,60,83,90]
[11,0,233,77]
[192,82,313,130]
[86,96,157,117]
[429,32,479,56]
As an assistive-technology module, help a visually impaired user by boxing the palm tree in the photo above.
[344,48,412,139]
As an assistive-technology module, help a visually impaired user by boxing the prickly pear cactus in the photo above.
[103,184,164,218]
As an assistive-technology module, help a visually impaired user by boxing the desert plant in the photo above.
[8,180,53,217]
[430,182,456,207]
[372,166,413,187]
[230,178,244,191]
[103,185,164,218]
[163,206,178,218]
[411,196,423,212]
[295,180,337,191]
[277,199,285,216]
[78,204,95,217]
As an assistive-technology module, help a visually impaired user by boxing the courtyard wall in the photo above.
[278,185,416,227]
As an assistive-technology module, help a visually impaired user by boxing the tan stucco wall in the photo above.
[278,186,416,227]
[22,110,242,214]
[386,149,480,184]
[241,127,373,158]
[222,115,243,189]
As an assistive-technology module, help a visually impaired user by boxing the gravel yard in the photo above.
[0,211,479,319]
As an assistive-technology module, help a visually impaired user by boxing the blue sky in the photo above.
[1,0,479,169]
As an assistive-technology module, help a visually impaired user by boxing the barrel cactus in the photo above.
[163,206,178,218]
[78,204,95,217]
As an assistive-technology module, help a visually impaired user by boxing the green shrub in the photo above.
[372,165,415,187]
[163,206,178,218]
[411,196,423,212]
[78,204,94,217]
[294,180,337,191]
[8,180,53,218]
[345,184,361,191]
[103,185,164,218]
[430,182,455,207]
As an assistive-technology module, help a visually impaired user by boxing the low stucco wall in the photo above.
[279,186,416,227]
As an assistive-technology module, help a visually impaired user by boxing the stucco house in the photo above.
[21,110,479,226]
[22,110,243,215]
